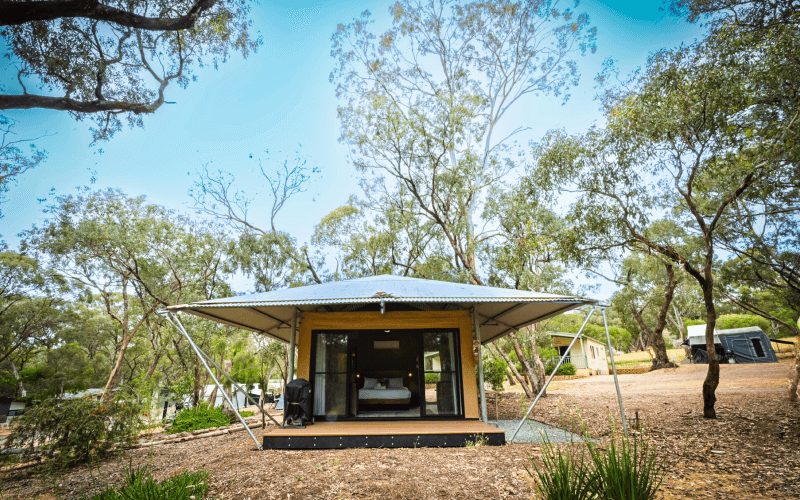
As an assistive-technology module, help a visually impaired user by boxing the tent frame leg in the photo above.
[192,343,281,428]
[602,306,628,436]
[508,305,628,443]
[164,313,264,450]
[508,306,596,443]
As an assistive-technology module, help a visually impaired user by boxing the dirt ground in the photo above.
[1,363,798,499]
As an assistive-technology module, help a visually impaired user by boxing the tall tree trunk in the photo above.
[701,284,720,419]
[491,343,533,398]
[526,326,547,388]
[630,271,675,371]
[9,359,25,397]
[193,357,201,407]
[510,332,543,395]
[223,359,234,410]
[648,263,677,370]
[669,303,692,359]
[145,352,161,378]
[505,370,516,386]
[789,346,800,402]
[630,304,655,349]
[205,353,225,405]
[104,332,135,400]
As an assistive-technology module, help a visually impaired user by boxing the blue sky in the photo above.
[0,0,704,297]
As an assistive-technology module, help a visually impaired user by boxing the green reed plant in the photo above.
[88,460,211,500]
[523,409,667,500]
[525,431,595,500]
[585,428,666,500]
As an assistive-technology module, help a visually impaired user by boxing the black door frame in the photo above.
[310,328,465,421]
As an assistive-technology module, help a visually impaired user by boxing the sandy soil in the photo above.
[1,363,798,499]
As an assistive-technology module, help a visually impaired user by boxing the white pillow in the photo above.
[375,382,385,390]
[388,377,404,389]
[363,377,377,389]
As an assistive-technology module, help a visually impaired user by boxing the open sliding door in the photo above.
[312,332,350,418]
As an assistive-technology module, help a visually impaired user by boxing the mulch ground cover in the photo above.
[1,364,798,499]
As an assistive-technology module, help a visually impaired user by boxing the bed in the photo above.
[358,375,412,406]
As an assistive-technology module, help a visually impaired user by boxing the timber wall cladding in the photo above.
[296,310,480,419]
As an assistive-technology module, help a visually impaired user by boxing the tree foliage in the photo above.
[0,0,260,143]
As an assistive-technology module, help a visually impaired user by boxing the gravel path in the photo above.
[490,419,585,443]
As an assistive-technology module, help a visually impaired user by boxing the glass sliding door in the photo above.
[311,328,463,420]
[421,330,460,416]
[312,332,350,418]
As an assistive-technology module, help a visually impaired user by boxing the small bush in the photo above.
[239,410,255,418]
[526,436,595,500]
[545,362,577,376]
[586,429,666,500]
[481,358,508,391]
[557,363,577,376]
[526,422,666,500]
[167,403,231,434]
[8,397,141,467]
[425,373,441,384]
[90,462,210,500]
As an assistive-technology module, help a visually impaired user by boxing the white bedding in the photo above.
[358,388,411,400]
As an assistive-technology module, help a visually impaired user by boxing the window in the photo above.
[751,338,765,358]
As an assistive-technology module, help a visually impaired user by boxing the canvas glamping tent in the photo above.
[164,275,625,449]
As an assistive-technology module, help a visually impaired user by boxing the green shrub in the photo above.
[239,410,255,418]
[8,397,141,467]
[586,429,666,500]
[544,362,577,376]
[526,424,666,500]
[557,363,577,376]
[526,437,595,500]
[481,358,508,391]
[424,373,441,384]
[90,462,210,500]
[167,403,231,434]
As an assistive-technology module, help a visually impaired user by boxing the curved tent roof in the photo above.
[167,275,596,344]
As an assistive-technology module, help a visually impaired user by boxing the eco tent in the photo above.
[164,274,618,449]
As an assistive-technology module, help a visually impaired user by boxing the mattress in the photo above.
[358,388,411,400]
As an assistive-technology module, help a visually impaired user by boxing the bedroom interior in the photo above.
[312,328,462,419]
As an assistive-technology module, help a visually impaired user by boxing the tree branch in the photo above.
[0,93,162,114]
[0,0,218,30]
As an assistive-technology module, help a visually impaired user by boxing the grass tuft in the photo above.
[88,461,210,500]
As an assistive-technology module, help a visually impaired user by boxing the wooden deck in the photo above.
[262,420,505,449]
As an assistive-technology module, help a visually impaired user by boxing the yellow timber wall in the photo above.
[296,310,480,420]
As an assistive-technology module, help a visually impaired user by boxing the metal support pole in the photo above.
[288,308,297,382]
[472,305,488,423]
[165,313,263,450]
[194,344,281,428]
[602,307,628,437]
[509,306,596,444]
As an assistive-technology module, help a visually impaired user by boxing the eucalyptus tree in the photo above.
[191,156,324,286]
[0,116,46,219]
[331,0,596,286]
[479,184,573,395]
[311,189,456,280]
[609,252,682,368]
[0,249,68,397]
[23,189,231,400]
[0,0,260,143]
[529,0,800,416]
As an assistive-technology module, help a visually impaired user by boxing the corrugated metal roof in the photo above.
[169,275,596,344]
